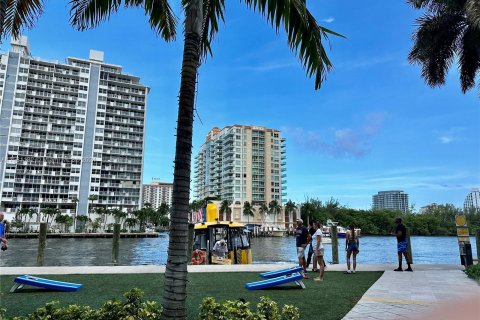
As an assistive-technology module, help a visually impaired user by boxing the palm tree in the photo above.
[76,215,90,232]
[71,197,79,231]
[87,194,98,219]
[219,199,232,221]
[268,200,282,226]
[41,207,60,230]
[242,201,255,224]
[3,1,340,317]
[408,0,480,94]
[284,200,297,229]
[26,208,37,231]
[258,202,269,226]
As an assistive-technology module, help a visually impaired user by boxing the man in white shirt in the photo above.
[212,239,228,258]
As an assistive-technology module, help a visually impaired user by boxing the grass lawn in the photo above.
[0,271,382,319]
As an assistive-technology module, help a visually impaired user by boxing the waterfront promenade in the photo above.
[1,264,478,319]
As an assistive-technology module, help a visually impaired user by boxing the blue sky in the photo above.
[8,1,479,210]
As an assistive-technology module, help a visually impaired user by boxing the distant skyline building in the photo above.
[464,188,480,213]
[0,37,148,220]
[142,179,173,208]
[372,190,409,213]
[194,125,287,205]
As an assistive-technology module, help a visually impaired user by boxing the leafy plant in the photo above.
[465,264,480,281]
[256,296,281,320]
[198,296,299,320]
[4,289,162,320]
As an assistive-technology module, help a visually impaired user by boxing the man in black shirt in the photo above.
[394,217,412,271]
[295,218,311,278]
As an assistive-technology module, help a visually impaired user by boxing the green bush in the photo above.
[4,289,162,320]
[199,296,299,320]
[465,264,480,281]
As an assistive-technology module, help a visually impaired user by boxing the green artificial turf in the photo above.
[0,271,382,320]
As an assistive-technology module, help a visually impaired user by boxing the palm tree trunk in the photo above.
[162,1,203,318]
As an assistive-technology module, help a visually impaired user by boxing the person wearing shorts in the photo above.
[295,218,310,279]
[312,221,324,281]
[345,224,359,274]
[394,218,412,271]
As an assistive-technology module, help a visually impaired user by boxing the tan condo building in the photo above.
[142,179,173,208]
[194,125,288,226]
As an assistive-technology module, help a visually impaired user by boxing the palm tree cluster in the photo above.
[408,0,480,94]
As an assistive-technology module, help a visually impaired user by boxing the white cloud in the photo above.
[435,127,465,144]
[322,17,335,23]
[282,112,387,158]
[438,136,453,144]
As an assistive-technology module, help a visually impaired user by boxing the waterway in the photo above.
[0,235,477,267]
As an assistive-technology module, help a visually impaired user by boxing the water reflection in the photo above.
[0,235,476,267]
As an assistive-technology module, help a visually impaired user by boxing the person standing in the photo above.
[394,218,413,271]
[312,221,325,281]
[295,218,311,279]
[0,212,8,251]
[345,224,359,274]
[306,220,317,271]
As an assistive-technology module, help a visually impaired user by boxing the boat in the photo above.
[193,203,252,265]
[271,227,287,237]
[325,219,361,238]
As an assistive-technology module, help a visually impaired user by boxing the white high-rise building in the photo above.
[142,179,173,208]
[0,37,148,221]
[464,188,480,213]
[193,125,287,205]
[372,190,409,214]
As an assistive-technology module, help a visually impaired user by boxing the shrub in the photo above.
[256,296,280,320]
[4,289,162,320]
[199,296,299,320]
[465,264,480,281]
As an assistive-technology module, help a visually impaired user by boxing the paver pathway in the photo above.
[342,270,479,320]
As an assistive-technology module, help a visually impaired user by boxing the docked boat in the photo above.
[271,227,287,237]
[325,219,361,238]
[192,203,252,265]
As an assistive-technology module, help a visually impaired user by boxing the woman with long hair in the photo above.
[345,224,359,274]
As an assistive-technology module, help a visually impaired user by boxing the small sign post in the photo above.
[455,214,473,266]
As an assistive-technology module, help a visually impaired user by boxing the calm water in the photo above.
[0,235,477,267]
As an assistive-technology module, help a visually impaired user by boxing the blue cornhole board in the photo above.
[260,266,304,278]
[10,275,83,293]
[245,272,305,290]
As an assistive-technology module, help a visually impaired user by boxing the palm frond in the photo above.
[408,12,464,86]
[459,25,480,92]
[199,0,225,58]
[70,0,177,41]
[69,0,123,31]
[242,0,344,89]
[407,0,466,13]
[1,0,44,41]
[140,0,177,41]
[466,0,480,29]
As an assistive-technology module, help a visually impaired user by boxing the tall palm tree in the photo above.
[242,201,255,224]
[87,194,98,219]
[3,1,341,317]
[219,199,232,221]
[71,197,79,231]
[408,0,480,94]
[268,199,282,226]
[258,202,269,226]
[284,199,297,229]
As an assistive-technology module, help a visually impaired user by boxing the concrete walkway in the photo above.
[0,263,465,275]
[342,269,479,320]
